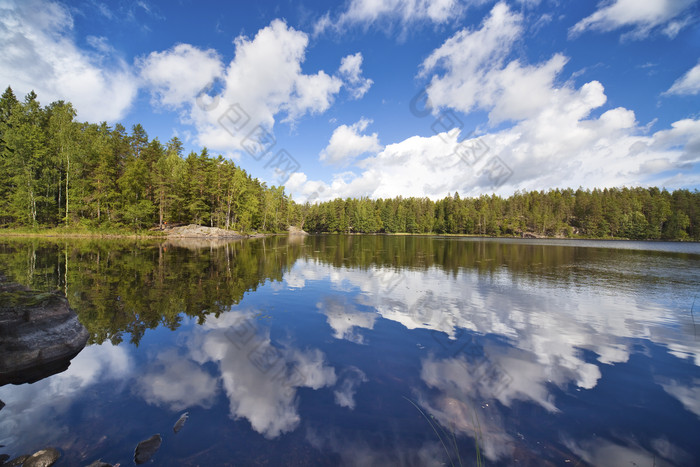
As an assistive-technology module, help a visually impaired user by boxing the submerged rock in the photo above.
[22,448,60,467]
[0,398,4,411]
[0,277,89,386]
[2,455,29,466]
[85,460,114,467]
[173,412,189,434]
[134,434,162,465]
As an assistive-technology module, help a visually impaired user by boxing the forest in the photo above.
[1,87,698,240]
[0,235,662,345]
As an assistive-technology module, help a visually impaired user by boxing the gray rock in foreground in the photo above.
[22,448,60,467]
[0,276,89,386]
[134,434,162,465]
[2,454,30,466]
[85,460,114,467]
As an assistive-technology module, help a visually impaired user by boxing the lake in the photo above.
[0,235,699,466]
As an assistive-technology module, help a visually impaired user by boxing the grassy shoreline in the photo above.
[306,231,699,242]
[0,227,696,242]
[0,227,166,239]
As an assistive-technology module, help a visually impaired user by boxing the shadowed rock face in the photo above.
[0,275,89,386]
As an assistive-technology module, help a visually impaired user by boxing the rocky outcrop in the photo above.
[165,224,248,238]
[0,275,89,386]
[287,225,309,236]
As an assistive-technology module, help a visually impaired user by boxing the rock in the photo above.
[0,398,4,411]
[85,460,114,467]
[2,455,29,466]
[287,225,309,236]
[173,412,188,434]
[134,434,162,465]
[165,224,248,239]
[0,279,89,386]
[22,448,60,467]
[0,454,9,464]
[163,237,242,250]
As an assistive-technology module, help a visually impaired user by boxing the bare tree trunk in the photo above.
[57,172,62,223]
[159,189,164,228]
[226,190,233,230]
[65,156,69,226]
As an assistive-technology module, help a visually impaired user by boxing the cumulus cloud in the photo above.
[290,109,699,203]
[188,19,343,153]
[320,118,382,165]
[288,2,699,203]
[140,20,369,156]
[187,310,337,438]
[0,0,138,121]
[333,367,368,409]
[420,2,567,124]
[665,61,700,96]
[139,44,224,108]
[315,0,465,35]
[306,426,447,466]
[660,378,700,418]
[317,295,377,344]
[339,52,373,99]
[287,254,699,462]
[135,349,219,411]
[0,344,131,454]
[569,0,697,40]
[565,437,690,467]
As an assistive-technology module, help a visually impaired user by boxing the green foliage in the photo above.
[0,236,300,345]
[0,87,697,241]
[304,187,700,241]
[0,87,290,233]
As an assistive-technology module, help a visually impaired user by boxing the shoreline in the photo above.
[302,232,700,243]
[0,226,270,240]
[0,229,696,243]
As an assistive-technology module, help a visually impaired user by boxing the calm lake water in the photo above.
[1,235,699,466]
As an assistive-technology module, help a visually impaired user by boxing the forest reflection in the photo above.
[0,235,696,346]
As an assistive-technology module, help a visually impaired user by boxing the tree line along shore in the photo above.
[1,87,698,241]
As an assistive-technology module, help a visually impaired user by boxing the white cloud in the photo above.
[306,427,446,466]
[167,19,367,155]
[0,0,138,121]
[320,118,382,165]
[317,295,377,343]
[0,344,131,454]
[333,366,368,409]
[665,61,700,96]
[316,0,465,34]
[288,2,699,203]
[565,438,690,467]
[291,109,699,202]
[139,43,224,108]
[420,2,567,124]
[187,310,337,438]
[569,0,697,40]
[135,349,219,411]
[339,52,373,99]
[660,378,700,418]
[191,19,336,152]
[288,256,699,462]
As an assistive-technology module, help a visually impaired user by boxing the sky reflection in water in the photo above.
[0,236,698,466]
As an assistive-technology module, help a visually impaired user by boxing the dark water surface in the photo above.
[1,235,699,466]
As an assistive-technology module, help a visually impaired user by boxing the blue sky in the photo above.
[1,0,699,202]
